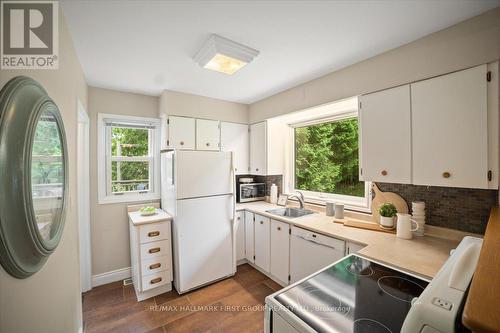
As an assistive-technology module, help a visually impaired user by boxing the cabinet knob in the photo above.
[260,221,263,225]
[235,168,238,171]
[180,141,184,146]
[381,170,388,176]
[442,171,451,178]
[256,168,259,171]
[206,142,210,146]
[277,226,281,231]
[237,216,240,220]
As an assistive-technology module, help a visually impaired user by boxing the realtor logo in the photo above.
[1,1,59,69]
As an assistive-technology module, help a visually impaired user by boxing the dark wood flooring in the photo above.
[83,264,282,333]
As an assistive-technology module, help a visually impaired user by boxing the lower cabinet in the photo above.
[244,211,255,263]
[270,219,290,284]
[254,214,271,272]
[346,241,365,255]
[235,211,245,262]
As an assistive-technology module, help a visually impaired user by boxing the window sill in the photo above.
[98,193,160,205]
[286,195,372,214]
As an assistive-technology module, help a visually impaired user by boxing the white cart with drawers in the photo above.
[128,206,173,301]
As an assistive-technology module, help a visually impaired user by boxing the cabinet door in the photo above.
[270,219,290,284]
[196,119,220,151]
[411,65,488,188]
[346,242,365,255]
[221,122,249,175]
[254,214,270,272]
[359,85,411,183]
[235,211,245,262]
[250,122,267,175]
[244,211,254,263]
[168,116,195,149]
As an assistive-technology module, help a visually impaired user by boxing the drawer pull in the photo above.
[150,277,162,284]
[443,171,451,178]
[148,231,160,237]
[149,263,161,270]
[381,170,388,176]
[149,247,161,254]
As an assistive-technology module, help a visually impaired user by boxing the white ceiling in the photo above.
[61,1,500,104]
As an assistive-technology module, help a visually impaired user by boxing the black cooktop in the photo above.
[275,255,428,333]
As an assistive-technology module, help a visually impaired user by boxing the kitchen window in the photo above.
[98,113,161,204]
[290,108,370,211]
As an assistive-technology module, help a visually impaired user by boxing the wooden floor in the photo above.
[83,264,282,333]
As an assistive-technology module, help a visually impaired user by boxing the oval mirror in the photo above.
[0,76,68,278]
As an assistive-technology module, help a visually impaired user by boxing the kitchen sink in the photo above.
[266,207,315,218]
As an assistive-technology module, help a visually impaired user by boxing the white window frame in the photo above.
[288,109,371,212]
[98,113,161,204]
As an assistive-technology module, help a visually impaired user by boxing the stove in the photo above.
[267,255,429,333]
[265,237,483,333]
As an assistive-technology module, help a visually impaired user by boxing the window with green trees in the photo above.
[294,117,364,197]
[110,126,151,193]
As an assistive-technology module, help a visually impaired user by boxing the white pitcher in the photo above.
[396,213,419,239]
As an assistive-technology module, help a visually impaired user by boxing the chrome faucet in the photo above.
[287,191,305,209]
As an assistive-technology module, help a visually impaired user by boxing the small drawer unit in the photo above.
[128,208,173,301]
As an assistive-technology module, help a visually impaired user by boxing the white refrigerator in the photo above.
[161,150,236,294]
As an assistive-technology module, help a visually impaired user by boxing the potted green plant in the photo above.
[379,203,397,228]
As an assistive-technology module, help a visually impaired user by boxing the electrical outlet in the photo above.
[432,297,452,311]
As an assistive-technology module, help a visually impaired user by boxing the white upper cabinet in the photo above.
[411,64,489,189]
[196,119,220,151]
[250,122,267,175]
[359,85,412,184]
[221,122,249,175]
[167,116,195,150]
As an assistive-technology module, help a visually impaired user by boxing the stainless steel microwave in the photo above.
[238,183,266,203]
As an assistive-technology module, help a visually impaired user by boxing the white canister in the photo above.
[334,203,344,219]
[325,202,335,217]
[396,213,419,239]
[270,184,278,204]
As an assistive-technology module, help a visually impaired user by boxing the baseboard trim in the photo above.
[91,267,131,288]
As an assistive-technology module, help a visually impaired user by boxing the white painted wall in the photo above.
[159,90,249,124]
[0,9,88,333]
[88,87,160,276]
[249,7,500,122]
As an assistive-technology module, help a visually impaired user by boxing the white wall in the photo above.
[160,90,249,124]
[249,7,500,122]
[0,9,88,333]
[88,86,160,276]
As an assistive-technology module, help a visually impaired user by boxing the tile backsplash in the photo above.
[376,182,498,234]
[236,174,283,196]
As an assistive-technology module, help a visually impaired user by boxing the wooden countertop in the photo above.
[237,201,481,279]
[128,208,172,226]
[462,206,500,333]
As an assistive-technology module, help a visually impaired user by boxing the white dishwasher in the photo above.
[290,227,345,283]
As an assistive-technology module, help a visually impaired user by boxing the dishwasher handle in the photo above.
[295,234,337,251]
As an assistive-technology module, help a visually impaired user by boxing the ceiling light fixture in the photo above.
[194,34,259,75]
